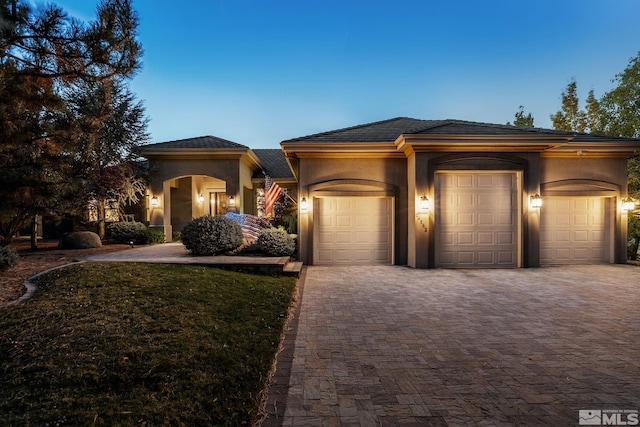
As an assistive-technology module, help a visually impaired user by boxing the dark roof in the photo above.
[252,149,294,180]
[142,135,248,150]
[282,117,433,143]
[282,117,640,143]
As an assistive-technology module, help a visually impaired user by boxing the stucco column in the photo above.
[524,153,541,267]
[407,152,430,268]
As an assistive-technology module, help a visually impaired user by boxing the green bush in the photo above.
[181,215,243,256]
[0,246,19,272]
[258,228,296,257]
[107,222,147,243]
[138,228,166,245]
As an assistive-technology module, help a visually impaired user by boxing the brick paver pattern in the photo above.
[282,265,640,426]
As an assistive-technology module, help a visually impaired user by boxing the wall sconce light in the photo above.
[229,195,235,207]
[150,196,159,206]
[197,194,204,203]
[622,197,635,211]
[530,193,542,208]
[419,195,429,211]
[300,197,308,211]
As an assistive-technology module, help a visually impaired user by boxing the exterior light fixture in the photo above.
[622,197,635,211]
[229,195,235,207]
[150,196,159,206]
[198,194,204,203]
[419,195,429,211]
[530,193,542,208]
[300,197,308,211]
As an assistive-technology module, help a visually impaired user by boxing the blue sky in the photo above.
[43,0,640,147]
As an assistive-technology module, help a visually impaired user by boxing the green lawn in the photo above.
[0,263,297,426]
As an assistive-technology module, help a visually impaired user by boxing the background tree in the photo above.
[599,53,640,258]
[64,79,149,238]
[507,105,535,128]
[0,0,143,246]
[550,79,587,132]
[550,52,640,258]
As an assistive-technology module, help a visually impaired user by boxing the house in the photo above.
[142,117,640,268]
[140,136,296,239]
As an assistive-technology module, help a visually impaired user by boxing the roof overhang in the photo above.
[280,141,401,157]
[541,142,640,158]
[140,147,263,172]
[395,134,574,155]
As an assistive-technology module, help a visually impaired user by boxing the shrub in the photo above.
[138,228,166,245]
[258,227,296,257]
[181,215,243,256]
[107,222,147,243]
[0,246,19,272]
[60,231,102,249]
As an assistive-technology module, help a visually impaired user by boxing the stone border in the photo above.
[258,266,307,426]
[0,262,81,309]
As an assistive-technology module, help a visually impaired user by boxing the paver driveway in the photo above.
[276,265,640,426]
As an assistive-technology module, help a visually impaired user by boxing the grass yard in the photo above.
[0,262,297,426]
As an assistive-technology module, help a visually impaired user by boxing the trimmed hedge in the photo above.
[181,215,243,256]
[137,228,166,245]
[107,222,147,243]
[0,246,19,272]
[258,228,296,257]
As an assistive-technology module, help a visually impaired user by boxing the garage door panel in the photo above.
[458,213,474,226]
[457,252,474,264]
[436,172,518,268]
[477,251,494,264]
[540,197,609,265]
[497,232,514,244]
[477,232,494,244]
[335,231,351,243]
[314,197,393,265]
[458,232,474,244]
[497,251,515,264]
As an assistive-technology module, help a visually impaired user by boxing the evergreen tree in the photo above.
[508,105,535,128]
[0,0,144,245]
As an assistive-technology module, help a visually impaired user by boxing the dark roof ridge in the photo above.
[281,116,417,142]
[144,135,249,149]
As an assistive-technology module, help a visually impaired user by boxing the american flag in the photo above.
[264,174,282,217]
[225,212,269,240]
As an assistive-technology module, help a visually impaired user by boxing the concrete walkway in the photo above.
[266,265,640,426]
[82,242,288,266]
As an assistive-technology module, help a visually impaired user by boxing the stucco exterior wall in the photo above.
[147,157,243,239]
[540,157,628,188]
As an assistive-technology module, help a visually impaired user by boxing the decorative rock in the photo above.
[60,231,102,249]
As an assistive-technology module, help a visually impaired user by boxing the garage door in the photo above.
[436,172,519,268]
[540,197,609,265]
[314,197,393,265]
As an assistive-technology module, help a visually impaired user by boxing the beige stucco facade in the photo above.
[143,147,261,240]
[141,118,640,268]
[283,126,640,268]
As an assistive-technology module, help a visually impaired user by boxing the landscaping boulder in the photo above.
[60,231,102,249]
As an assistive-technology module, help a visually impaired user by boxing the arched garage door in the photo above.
[435,172,519,268]
[540,197,611,265]
[313,196,393,265]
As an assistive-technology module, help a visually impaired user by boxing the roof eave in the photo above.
[280,141,400,157]
[395,134,573,155]
[140,147,250,159]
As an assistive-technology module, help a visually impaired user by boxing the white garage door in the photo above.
[314,197,393,265]
[540,197,609,265]
[436,172,519,268]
